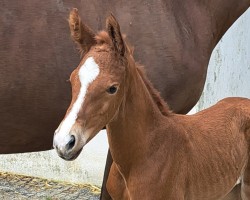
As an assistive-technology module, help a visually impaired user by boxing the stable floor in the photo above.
[0,172,100,200]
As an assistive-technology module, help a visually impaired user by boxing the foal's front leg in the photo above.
[107,162,129,200]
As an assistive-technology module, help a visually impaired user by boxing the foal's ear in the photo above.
[106,14,125,56]
[68,8,96,55]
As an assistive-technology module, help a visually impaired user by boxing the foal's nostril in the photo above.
[66,135,76,151]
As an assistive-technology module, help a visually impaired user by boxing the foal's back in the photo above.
[174,97,250,199]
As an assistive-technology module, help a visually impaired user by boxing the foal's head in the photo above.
[53,9,131,160]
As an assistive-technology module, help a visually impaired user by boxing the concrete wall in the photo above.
[0,9,249,186]
[0,130,108,186]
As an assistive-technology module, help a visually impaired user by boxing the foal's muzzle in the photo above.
[53,134,82,161]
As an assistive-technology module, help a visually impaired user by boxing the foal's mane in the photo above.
[95,31,171,116]
[136,65,171,116]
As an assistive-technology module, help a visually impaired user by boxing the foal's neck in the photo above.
[107,60,171,175]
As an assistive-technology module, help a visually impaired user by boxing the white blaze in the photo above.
[54,57,100,147]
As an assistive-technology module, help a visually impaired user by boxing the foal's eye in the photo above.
[107,85,118,94]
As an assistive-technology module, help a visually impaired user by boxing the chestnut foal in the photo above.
[53,12,250,199]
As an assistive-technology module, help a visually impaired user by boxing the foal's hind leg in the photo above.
[241,125,250,200]
[241,158,250,200]
[222,183,241,200]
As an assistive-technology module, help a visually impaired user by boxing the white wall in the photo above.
[0,9,249,186]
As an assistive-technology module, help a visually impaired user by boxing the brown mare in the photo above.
[53,10,250,199]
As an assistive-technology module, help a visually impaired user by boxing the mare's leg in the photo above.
[100,149,113,200]
[222,183,242,200]
[107,162,128,200]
